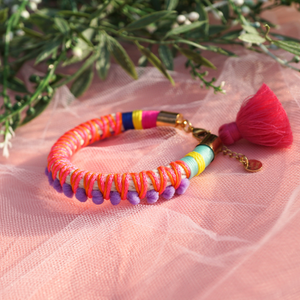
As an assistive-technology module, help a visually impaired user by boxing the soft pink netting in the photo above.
[1,7,300,300]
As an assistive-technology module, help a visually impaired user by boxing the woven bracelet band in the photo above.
[46,110,222,205]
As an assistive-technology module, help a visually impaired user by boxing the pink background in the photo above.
[1,7,300,300]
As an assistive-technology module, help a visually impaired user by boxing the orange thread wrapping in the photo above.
[170,162,182,189]
[139,171,148,199]
[175,160,191,179]
[130,173,140,195]
[47,113,193,202]
[97,174,105,194]
[146,171,159,192]
[121,173,129,200]
[157,167,167,195]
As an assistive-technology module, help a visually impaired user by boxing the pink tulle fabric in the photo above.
[1,7,300,300]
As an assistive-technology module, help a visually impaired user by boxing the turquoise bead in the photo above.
[194,145,214,166]
[180,145,214,179]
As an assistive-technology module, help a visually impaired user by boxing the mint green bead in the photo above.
[180,145,214,179]
[180,156,199,179]
[194,145,214,166]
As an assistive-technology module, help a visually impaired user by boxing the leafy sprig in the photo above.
[1,0,300,157]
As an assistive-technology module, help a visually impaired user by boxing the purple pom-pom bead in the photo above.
[176,178,190,195]
[75,188,87,202]
[92,190,104,205]
[63,183,74,198]
[45,167,49,176]
[53,178,63,193]
[127,191,140,205]
[146,190,159,204]
[48,172,54,186]
[110,191,121,205]
[161,186,175,200]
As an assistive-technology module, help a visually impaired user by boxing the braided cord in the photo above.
[47,110,214,204]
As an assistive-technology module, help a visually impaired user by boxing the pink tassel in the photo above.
[218,83,293,147]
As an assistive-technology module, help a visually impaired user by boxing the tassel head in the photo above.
[219,83,293,147]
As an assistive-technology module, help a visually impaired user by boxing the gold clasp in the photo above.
[192,127,210,141]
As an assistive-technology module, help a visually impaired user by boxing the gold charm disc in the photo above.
[244,160,263,172]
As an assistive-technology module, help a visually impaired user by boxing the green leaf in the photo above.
[221,29,241,40]
[165,0,178,10]
[35,38,62,64]
[273,40,300,56]
[108,37,138,80]
[196,1,209,35]
[208,25,227,36]
[11,112,21,130]
[21,96,53,126]
[58,10,90,18]
[49,73,67,86]
[151,0,161,10]
[29,13,54,32]
[136,42,174,85]
[70,66,94,98]
[124,10,174,31]
[270,33,300,43]
[174,39,207,50]
[78,31,94,48]
[238,33,266,44]
[158,45,173,70]
[205,46,237,57]
[0,8,8,23]
[242,25,259,35]
[219,4,229,23]
[22,27,45,39]
[165,20,207,38]
[96,35,111,80]
[62,48,91,66]
[54,17,70,35]
[7,78,29,93]
[177,47,216,69]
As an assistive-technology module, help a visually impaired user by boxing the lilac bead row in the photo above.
[46,168,190,205]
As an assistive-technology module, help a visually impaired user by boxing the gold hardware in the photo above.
[192,127,210,140]
[222,146,263,172]
[199,133,223,158]
[176,118,194,133]
[157,112,262,172]
[156,111,183,127]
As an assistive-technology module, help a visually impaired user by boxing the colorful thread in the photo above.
[46,111,214,205]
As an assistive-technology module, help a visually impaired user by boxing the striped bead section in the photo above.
[122,111,159,131]
[132,110,143,130]
[180,145,214,178]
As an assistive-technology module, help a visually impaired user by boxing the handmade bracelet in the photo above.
[46,84,293,205]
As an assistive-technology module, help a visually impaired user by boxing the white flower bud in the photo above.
[220,81,226,88]
[212,10,223,20]
[241,6,250,14]
[31,0,42,3]
[21,10,30,19]
[28,2,37,11]
[7,32,13,41]
[234,0,244,6]
[184,19,191,25]
[11,4,19,14]
[188,11,199,22]
[16,29,24,36]
[72,47,83,58]
[244,41,252,48]
[177,15,186,24]
[172,23,179,29]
